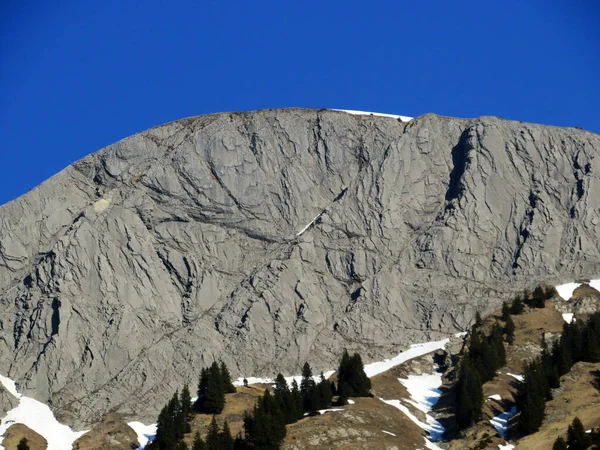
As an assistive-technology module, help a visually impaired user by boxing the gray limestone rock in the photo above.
[1,109,600,428]
[0,386,17,418]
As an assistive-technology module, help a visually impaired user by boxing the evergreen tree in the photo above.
[243,378,248,387]
[206,416,220,450]
[517,359,547,435]
[150,391,182,449]
[474,311,483,329]
[218,421,235,450]
[291,379,304,420]
[337,352,371,398]
[316,373,333,410]
[567,417,591,450]
[220,361,237,393]
[193,431,206,450]
[531,286,546,308]
[243,390,287,450]
[180,384,193,434]
[504,314,516,344]
[455,360,483,429]
[196,362,226,414]
[511,296,525,315]
[501,301,510,321]
[552,436,567,450]
[17,439,29,450]
[274,373,298,424]
[300,362,317,413]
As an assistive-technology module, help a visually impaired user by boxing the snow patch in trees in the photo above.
[487,394,502,401]
[233,371,335,389]
[0,374,87,450]
[128,421,157,449]
[363,338,450,378]
[489,405,517,438]
[332,109,413,122]
[507,372,524,382]
[347,399,355,404]
[563,313,575,323]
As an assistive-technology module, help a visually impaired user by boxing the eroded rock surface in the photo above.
[1,109,600,427]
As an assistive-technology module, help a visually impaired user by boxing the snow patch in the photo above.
[507,373,524,382]
[490,405,517,439]
[563,313,575,324]
[128,421,157,449]
[556,282,581,301]
[233,371,335,389]
[498,444,515,450]
[347,399,355,405]
[296,212,324,236]
[318,408,344,414]
[363,338,450,378]
[397,372,445,441]
[487,394,502,401]
[332,109,413,122]
[0,374,87,450]
[382,430,396,436]
[424,437,444,449]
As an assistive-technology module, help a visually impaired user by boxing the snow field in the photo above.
[0,375,88,450]
[563,313,575,323]
[128,421,158,449]
[489,405,517,439]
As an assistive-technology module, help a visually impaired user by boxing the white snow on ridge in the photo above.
[0,374,87,450]
[332,109,413,122]
[128,421,157,450]
[488,394,502,401]
[363,338,450,378]
[296,212,324,236]
[233,371,336,389]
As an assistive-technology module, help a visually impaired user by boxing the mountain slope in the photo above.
[1,108,599,427]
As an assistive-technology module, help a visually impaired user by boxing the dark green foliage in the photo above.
[243,378,248,387]
[516,358,548,435]
[529,286,547,308]
[273,373,303,423]
[221,361,237,394]
[455,360,483,429]
[504,314,515,344]
[510,296,525,315]
[243,390,287,450]
[149,389,194,450]
[193,431,206,450]
[501,301,510,321]
[218,421,234,450]
[300,362,317,413]
[474,311,483,329]
[317,373,333,410]
[206,416,221,450]
[567,417,591,450]
[180,384,193,434]
[17,439,29,450]
[337,350,372,398]
[196,361,234,414]
[291,379,303,419]
[552,436,567,450]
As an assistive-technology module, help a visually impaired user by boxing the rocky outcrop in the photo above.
[72,413,139,450]
[1,109,600,428]
[0,386,17,418]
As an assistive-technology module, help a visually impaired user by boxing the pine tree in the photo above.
[291,379,304,420]
[474,311,483,329]
[243,378,248,387]
[567,417,591,450]
[511,296,524,315]
[552,436,567,450]
[180,384,193,434]
[531,286,546,308]
[193,431,206,450]
[243,390,286,450]
[197,362,226,414]
[206,416,220,450]
[220,361,237,394]
[316,373,333,409]
[504,314,516,344]
[517,359,547,435]
[274,373,298,424]
[17,439,29,450]
[218,421,234,450]
[501,301,510,321]
[300,362,316,413]
[455,359,483,430]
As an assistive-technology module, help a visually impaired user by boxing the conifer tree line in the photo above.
[552,416,599,450]
[516,312,600,436]
[454,312,507,431]
[147,351,371,449]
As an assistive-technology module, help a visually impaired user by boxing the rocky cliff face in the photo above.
[1,109,599,428]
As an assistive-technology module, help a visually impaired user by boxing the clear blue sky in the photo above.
[1,0,598,206]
